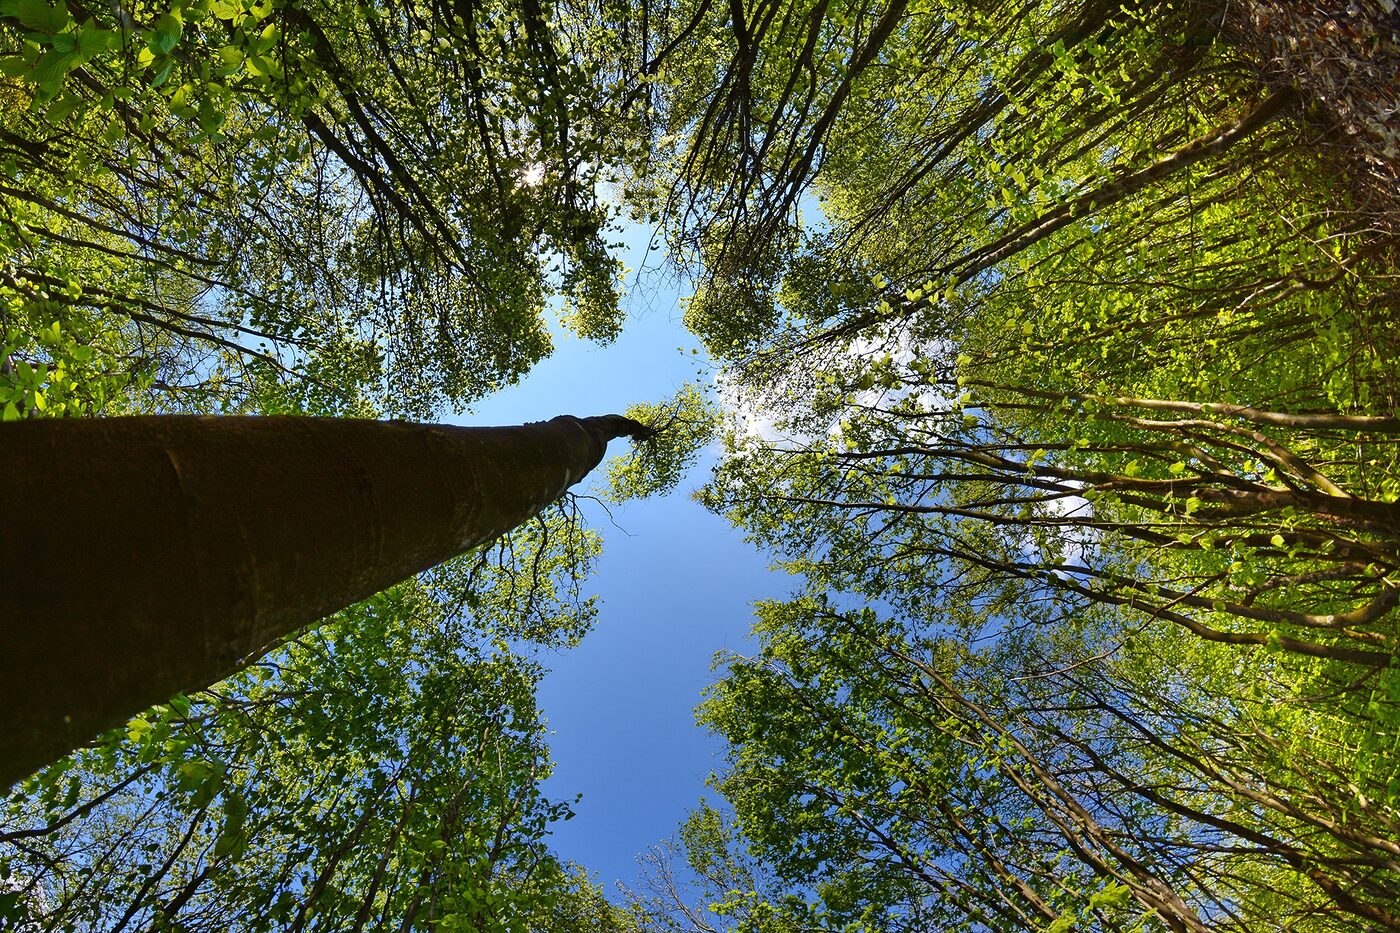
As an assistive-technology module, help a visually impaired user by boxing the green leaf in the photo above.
[28,48,76,91]
[75,24,118,58]
[44,92,81,123]
[212,826,246,858]
[208,0,241,20]
[213,792,249,859]
[152,13,182,53]
[125,716,153,742]
[14,0,69,34]
[1088,881,1132,910]
[150,58,175,88]
[197,96,224,132]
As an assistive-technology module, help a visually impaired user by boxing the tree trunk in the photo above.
[0,413,647,787]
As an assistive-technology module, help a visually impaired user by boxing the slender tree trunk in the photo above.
[0,413,647,787]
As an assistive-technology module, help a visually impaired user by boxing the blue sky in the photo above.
[454,225,789,894]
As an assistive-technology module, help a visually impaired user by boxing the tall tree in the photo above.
[1,567,641,931]
[0,0,648,416]
[635,0,1400,927]
[0,412,650,787]
[691,597,1400,930]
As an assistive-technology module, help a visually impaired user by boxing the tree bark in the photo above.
[0,413,648,787]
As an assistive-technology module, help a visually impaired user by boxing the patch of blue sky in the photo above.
[453,220,789,893]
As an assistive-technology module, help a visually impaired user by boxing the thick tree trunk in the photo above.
[0,414,647,787]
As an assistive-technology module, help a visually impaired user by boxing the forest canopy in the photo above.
[3,0,1398,929]
[632,0,1400,928]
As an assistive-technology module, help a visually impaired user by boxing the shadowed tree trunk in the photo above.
[0,413,649,787]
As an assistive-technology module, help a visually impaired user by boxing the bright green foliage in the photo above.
[603,382,718,501]
[425,499,605,650]
[644,0,1400,927]
[624,805,836,933]
[0,505,619,931]
[692,592,1400,931]
[6,0,1399,927]
[0,0,660,924]
[0,0,646,415]
[0,312,134,418]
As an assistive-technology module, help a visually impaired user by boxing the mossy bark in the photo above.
[0,414,646,787]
